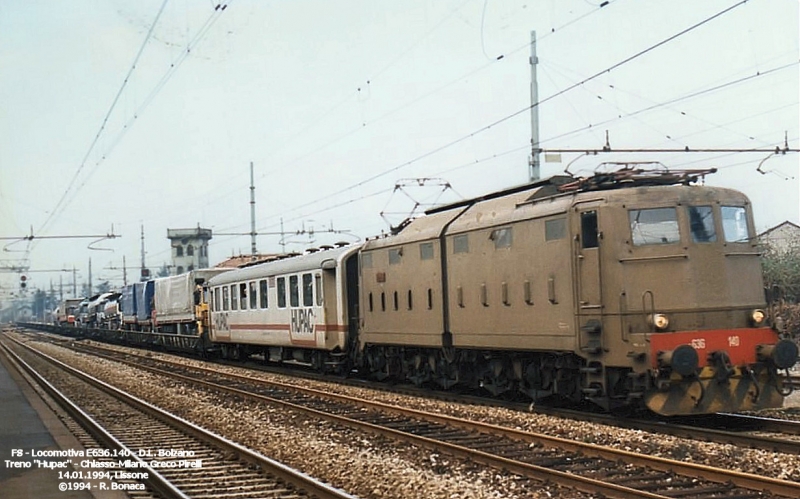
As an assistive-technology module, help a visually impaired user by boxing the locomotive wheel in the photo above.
[365,346,389,380]
[480,358,513,396]
[406,352,431,386]
[434,350,459,389]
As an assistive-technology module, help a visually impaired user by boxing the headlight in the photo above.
[750,309,766,326]
[650,313,669,331]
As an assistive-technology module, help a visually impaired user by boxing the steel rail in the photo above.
[45,337,800,499]
[0,341,189,499]
[4,336,358,499]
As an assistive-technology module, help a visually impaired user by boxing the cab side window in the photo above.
[629,207,679,246]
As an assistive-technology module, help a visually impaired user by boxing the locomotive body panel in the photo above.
[360,210,459,347]
[444,193,577,351]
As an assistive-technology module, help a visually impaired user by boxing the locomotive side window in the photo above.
[289,275,300,307]
[222,286,229,311]
[545,218,566,241]
[361,252,372,269]
[581,211,598,248]
[629,208,679,246]
[277,277,287,308]
[302,273,313,306]
[259,279,268,308]
[688,206,716,243]
[491,227,513,248]
[419,242,434,260]
[453,234,469,254]
[249,281,257,309]
[389,248,402,265]
[721,206,749,242]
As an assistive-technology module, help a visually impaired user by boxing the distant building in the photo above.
[167,227,212,275]
[758,221,800,254]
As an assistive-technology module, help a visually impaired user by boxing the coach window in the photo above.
[688,206,716,243]
[419,242,434,260]
[249,281,258,309]
[545,218,566,241]
[453,234,469,254]
[212,288,219,311]
[721,206,749,242]
[222,286,230,311]
[289,275,300,307]
[629,207,679,246]
[230,285,238,310]
[259,280,269,308]
[314,274,323,306]
[239,283,248,310]
[491,227,513,249]
[302,273,314,306]
[277,277,287,308]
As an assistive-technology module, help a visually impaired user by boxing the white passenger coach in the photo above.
[207,244,360,369]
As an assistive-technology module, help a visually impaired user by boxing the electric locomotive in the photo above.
[358,167,797,415]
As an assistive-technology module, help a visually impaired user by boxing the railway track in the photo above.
[33,328,800,454]
[0,336,357,499]
[11,331,800,499]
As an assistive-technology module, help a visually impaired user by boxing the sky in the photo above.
[1,0,798,300]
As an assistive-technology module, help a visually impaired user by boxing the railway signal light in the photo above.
[19,274,27,288]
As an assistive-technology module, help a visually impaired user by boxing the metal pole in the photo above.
[140,225,146,282]
[250,161,257,260]
[529,30,541,182]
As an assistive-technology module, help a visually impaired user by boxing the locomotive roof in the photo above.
[363,167,741,249]
[208,244,359,286]
[426,167,718,215]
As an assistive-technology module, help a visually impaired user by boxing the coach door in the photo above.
[576,209,602,309]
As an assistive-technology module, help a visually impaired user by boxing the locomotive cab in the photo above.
[570,175,797,415]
